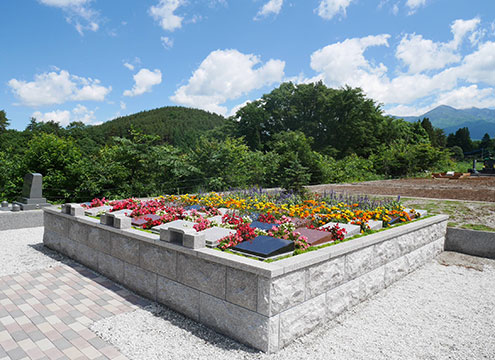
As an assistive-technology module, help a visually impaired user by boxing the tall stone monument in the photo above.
[14,173,50,210]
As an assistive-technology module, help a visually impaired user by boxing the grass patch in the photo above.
[460,224,495,232]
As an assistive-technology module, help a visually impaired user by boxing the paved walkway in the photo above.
[0,262,150,360]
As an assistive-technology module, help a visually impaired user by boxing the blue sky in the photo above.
[1,0,495,130]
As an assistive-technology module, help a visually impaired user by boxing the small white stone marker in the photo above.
[319,222,361,238]
[367,220,383,231]
[198,227,236,247]
[84,205,112,216]
[154,219,196,236]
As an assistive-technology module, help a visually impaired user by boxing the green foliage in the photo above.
[236,82,428,159]
[371,141,452,177]
[87,106,226,148]
[446,127,473,152]
[0,110,9,133]
[449,146,464,161]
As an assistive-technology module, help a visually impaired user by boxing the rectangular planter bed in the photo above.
[42,206,448,353]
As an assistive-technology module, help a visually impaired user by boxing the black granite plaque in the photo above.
[249,221,278,231]
[232,235,294,258]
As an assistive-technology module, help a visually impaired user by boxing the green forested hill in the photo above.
[86,106,227,146]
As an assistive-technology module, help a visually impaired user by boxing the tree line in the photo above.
[0,82,466,202]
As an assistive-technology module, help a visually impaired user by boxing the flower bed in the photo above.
[81,191,421,259]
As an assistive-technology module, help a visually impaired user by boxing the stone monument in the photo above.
[14,173,50,210]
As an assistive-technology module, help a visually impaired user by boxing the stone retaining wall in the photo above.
[445,227,495,260]
[42,206,448,353]
[0,210,44,231]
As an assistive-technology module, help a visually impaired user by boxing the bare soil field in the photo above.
[308,177,495,231]
[308,177,495,202]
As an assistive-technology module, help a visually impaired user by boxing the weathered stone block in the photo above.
[199,292,273,352]
[44,212,69,237]
[111,233,140,265]
[257,277,271,316]
[59,237,77,258]
[406,245,427,272]
[367,220,383,231]
[226,268,258,311]
[156,276,200,321]
[345,246,374,280]
[113,215,131,229]
[319,222,361,238]
[74,242,98,271]
[87,227,112,254]
[326,282,351,320]
[182,231,206,249]
[43,229,62,251]
[199,227,236,247]
[124,262,157,300]
[396,232,416,257]
[359,266,385,301]
[279,293,326,348]
[269,272,305,315]
[373,239,399,267]
[384,256,409,287]
[176,253,226,298]
[68,221,88,244]
[98,252,124,283]
[305,256,345,299]
[139,242,176,280]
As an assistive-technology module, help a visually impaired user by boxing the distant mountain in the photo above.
[397,105,495,139]
[86,106,227,147]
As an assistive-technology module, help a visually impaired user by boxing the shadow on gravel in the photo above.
[436,251,495,271]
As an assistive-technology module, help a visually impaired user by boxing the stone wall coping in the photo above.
[44,206,448,279]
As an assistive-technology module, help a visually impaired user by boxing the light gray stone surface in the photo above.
[269,272,305,315]
[199,292,273,352]
[226,267,258,311]
[345,245,374,280]
[305,256,345,298]
[367,220,383,231]
[124,262,157,300]
[88,227,112,254]
[139,241,176,279]
[200,227,236,247]
[319,222,361,237]
[98,252,124,283]
[176,253,226,298]
[154,220,195,235]
[157,276,200,321]
[111,233,140,265]
[84,205,112,216]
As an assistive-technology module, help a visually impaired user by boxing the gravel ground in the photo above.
[92,252,495,360]
[2,227,494,359]
[0,227,67,277]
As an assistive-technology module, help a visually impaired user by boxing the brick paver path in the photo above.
[0,262,150,360]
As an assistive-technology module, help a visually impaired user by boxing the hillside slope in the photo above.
[86,106,227,146]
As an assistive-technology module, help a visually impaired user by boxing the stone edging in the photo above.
[445,227,495,260]
[42,206,448,352]
[0,210,44,231]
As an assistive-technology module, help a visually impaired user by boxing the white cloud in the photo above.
[308,19,495,117]
[149,0,184,32]
[32,104,96,126]
[38,0,99,35]
[123,68,162,97]
[396,34,461,73]
[435,85,495,109]
[310,35,391,87]
[396,18,480,74]
[317,0,354,20]
[123,62,135,71]
[171,49,285,115]
[8,70,111,107]
[255,0,283,20]
[161,36,174,49]
[120,101,126,110]
[405,0,427,13]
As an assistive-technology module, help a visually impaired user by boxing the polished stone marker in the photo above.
[249,221,278,231]
[295,227,335,246]
[153,219,196,235]
[232,235,294,258]
[14,173,50,210]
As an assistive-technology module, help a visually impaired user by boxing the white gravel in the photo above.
[91,252,495,360]
[0,227,67,276]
